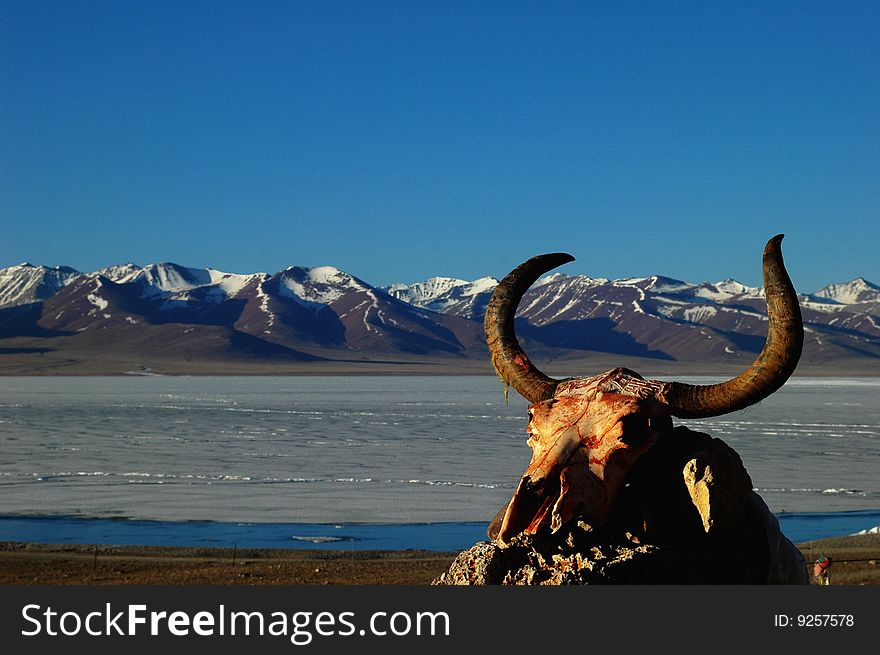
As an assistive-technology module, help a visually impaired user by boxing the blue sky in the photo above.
[1,1,878,292]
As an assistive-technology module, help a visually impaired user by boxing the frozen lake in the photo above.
[1,375,877,539]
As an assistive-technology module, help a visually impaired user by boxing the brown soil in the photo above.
[0,542,458,585]
[1,533,878,585]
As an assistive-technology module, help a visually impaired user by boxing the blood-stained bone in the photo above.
[485,236,803,546]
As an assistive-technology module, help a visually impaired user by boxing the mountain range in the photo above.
[1,261,878,375]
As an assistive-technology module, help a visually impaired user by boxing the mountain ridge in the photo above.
[1,261,878,374]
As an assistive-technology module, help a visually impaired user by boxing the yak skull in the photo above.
[485,236,803,546]
[495,368,674,543]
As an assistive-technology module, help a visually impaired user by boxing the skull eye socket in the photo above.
[619,413,650,445]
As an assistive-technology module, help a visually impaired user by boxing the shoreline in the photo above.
[2,368,877,378]
[1,533,878,585]
[1,346,878,378]
[4,511,880,552]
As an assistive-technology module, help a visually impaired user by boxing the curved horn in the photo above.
[485,253,575,404]
[659,234,803,418]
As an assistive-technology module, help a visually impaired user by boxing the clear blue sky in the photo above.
[1,1,878,292]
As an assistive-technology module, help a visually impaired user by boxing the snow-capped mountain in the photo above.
[390,273,767,323]
[1,260,878,371]
[391,270,880,364]
[96,262,146,284]
[811,278,880,306]
[385,277,473,308]
[242,265,480,355]
[0,261,483,363]
[0,263,80,307]
[98,262,267,302]
[384,276,499,318]
[276,265,366,307]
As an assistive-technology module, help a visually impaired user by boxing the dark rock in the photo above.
[434,427,808,585]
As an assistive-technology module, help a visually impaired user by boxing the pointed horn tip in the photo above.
[531,252,575,266]
[764,234,785,256]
